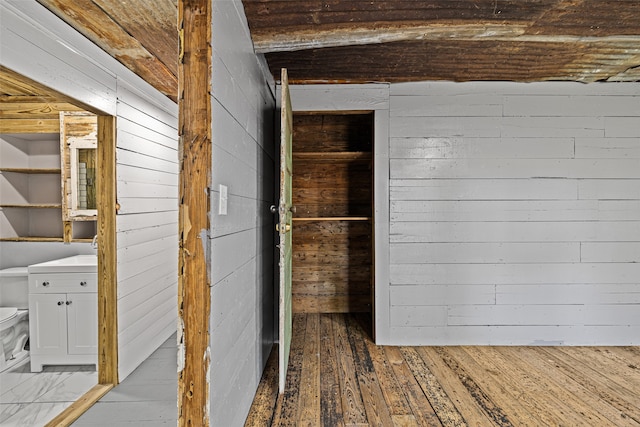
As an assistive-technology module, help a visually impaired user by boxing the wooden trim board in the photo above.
[177,0,212,425]
[97,115,118,385]
[44,384,113,427]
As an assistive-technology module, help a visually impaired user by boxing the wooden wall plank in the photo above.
[496,284,640,305]
[390,136,575,159]
[575,137,640,159]
[391,263,640,285]
[391,158,640,179]
[503,95,640,117]
[391,242,580,264]
[390,221,640,243]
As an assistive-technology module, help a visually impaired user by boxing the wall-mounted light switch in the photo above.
[219,184,228,215]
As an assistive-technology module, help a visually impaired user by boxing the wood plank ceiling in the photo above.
[29,0,640,100]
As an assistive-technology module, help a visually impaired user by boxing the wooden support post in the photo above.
[96,115,118,385]
[177,1,212,426]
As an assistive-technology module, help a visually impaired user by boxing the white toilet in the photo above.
[0,267,29,373]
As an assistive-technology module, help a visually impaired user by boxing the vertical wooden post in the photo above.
[96,115,118,385]
[177,1,212,426]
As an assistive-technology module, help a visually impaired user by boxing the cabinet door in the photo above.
[66,292,97,355]
[29,293,67,356]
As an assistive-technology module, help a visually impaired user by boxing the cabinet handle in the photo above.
[57,301,64,306]
[80,281,87,287]
[42,281,50,287]
[66,301,72,305]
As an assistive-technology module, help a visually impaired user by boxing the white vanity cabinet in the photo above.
[28,272,97,372]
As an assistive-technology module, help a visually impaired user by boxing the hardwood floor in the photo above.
[245,313,640,427]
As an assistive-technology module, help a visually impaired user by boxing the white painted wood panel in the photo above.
[208,2,276,425]
[390,221,640,242]
[116,180,178,199]
[116,148,179,174]
[503,95,640,117]
[390,200,640,222]
[211,229,257,284]
[575,138,640,159]
[116,211,177,232]
[116,102,177,140]
[391,117,502,138]
[581,242,640,263]
[578,179,640,199]
[118,262,176,300]
[496,284,640,305]
[117,244,177,283]
[605,117,640,137]
[210,193,258,238]
[390,263,640,285]
[390,285,496,306]
[391,94,503,117]
[115,78,178,385]
[117,129,179,163]
[390,179,578,201]
[211,144,258,199]
[390,137,575,159]
[447,305,640,326]
[117,197,177,215]
[390,242,580,264]
[501,117,605,138]
[391,306,448,327]
[288,85,389,111]
[384,78,639,348]
[116,223,176,249]
[117,164,176,186]
[390,158,640,179]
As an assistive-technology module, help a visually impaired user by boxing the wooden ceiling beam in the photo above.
[0,100,83,119]
[37,0,178,100]
[252,23,529,53]
[253,24,640,54]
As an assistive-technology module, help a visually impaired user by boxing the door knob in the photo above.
[57,301,64,306]
[80,281,87,287]
[42,281,50,287]
[275,223,291,232]
[270,205,277,213]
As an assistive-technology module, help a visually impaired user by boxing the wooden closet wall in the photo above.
[291,112,373,313]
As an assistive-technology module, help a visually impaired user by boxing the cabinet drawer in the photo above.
[30,273,97,293]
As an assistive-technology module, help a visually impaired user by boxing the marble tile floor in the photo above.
[72,334,178,426]
[0,362,97,427]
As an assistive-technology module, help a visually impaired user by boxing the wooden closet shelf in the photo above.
[1,203,62,209]
[0,236,64,242]
[293,217,371,221]
[293,151,371,160]
[0,168,61,174]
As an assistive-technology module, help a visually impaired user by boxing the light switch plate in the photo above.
[219,184,228,215]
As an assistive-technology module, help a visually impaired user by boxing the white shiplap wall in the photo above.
[209,1,276,426]
[1,1,178,379]
[115,82,178,378]
[388,81,640,345]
